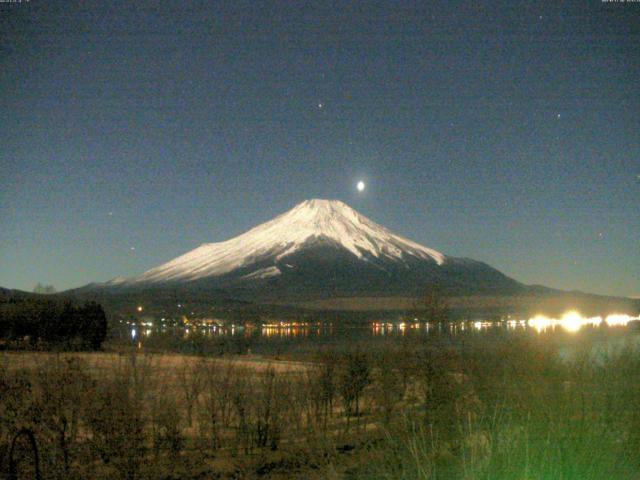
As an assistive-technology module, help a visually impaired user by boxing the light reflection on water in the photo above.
[370,312,639,336]
[526,312,638,333]
[126,312,639,343]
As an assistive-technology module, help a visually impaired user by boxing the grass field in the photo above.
[2,331,640,479]
[1,351,313,374]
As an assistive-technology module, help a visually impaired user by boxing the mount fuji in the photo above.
[86,199,525,301]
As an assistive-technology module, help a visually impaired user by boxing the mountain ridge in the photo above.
[121,199,446,286]
[75,199,524,301]
[64,199,638,316]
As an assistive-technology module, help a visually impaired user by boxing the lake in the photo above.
[116,312,640,358]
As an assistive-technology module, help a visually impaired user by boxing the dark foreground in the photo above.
[2,329,640,479]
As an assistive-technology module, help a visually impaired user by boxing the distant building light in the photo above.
[137,306,143,312]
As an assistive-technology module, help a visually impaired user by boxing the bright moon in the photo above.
[357,181,365,192]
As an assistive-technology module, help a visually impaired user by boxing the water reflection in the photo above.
[122,311,639,343]
[370,312,639,335]
[261,322,333,338]
[527,312,637,333]
[605,314,635,327]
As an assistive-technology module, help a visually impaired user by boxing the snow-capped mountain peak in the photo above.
[125,199,445,284]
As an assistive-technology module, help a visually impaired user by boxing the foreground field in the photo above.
[2,331,640,479]
[1,351,312,374]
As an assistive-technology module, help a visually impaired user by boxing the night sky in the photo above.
[1,0,638,297]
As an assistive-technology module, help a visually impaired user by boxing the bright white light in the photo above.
[561,311,582,332]
[528,314,553,333]
[131,328,137,339]
[357,181,365,192]
[561,311,602,332]
[527,311,604,333]
[606,314,635,327]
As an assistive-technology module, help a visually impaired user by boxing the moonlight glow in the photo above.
[356,181,365,192]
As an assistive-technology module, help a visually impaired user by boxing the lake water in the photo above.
[117,312,640,358]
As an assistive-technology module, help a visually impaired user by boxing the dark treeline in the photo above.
[0,298,107,350]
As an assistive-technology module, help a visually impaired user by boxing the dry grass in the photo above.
[2,332,640,479]
[1,351,313,374]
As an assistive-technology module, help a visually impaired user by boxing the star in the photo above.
[357,181,365,192]
[556,113,561,119]
[130,246,136,251]
[317,102,324,109]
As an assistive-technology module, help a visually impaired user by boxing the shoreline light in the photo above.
[606,314,636,327]
[526,311,637,333]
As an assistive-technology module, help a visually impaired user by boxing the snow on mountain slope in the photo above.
[125,199,445,285]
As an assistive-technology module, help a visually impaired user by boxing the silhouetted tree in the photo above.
[0,298,108,349]
[338,351,371,419]
[33,283,56,294]
[421,284,450,323]
[79,302,108,350]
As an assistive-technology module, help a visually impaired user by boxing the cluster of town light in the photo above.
[128,303,637,341]
[527,311,638,333]
[371,312,639,335]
